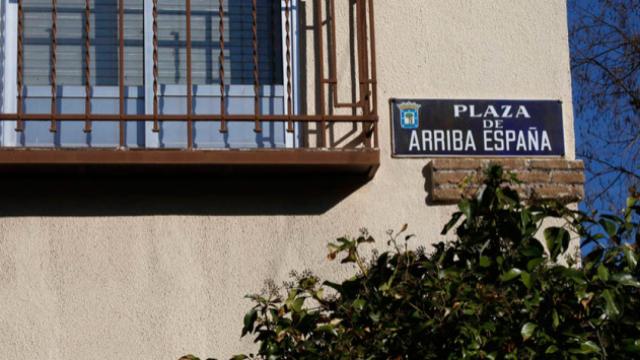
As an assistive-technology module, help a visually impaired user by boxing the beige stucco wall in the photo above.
[0,1,575,358]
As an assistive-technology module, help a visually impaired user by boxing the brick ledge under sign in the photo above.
[428,158,585,204]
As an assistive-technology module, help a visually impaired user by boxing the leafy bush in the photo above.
[186,166,640,359]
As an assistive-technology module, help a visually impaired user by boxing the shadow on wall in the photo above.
[423,163,435,206]
[0,169,370,217]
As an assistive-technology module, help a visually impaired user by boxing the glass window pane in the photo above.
[157,0,282,86]
[23,0,143,86]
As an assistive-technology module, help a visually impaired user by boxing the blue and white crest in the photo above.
[397,102,421,129]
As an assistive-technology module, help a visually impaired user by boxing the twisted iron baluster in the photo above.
[16,0,24,132]
[152,0,159,132]
[50,0,58,133]
[219,0,227,133]
[83,0,92,133]
[285,0,293,133]
[252,0,261,133]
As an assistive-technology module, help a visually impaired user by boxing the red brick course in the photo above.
[429,158,585,204]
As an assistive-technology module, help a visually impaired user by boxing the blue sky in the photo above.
[567,1,639,214]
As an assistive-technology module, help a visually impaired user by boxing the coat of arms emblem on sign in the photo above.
[397,102,421,129]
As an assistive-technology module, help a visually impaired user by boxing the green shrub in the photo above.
[188,166,640,359]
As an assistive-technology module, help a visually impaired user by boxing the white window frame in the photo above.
[2,0,18,147]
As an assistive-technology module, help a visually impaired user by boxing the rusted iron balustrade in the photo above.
[3,0,378,151]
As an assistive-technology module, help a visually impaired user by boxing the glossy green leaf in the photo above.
[520,272,533,289]
[479,256,491,268]
[562,267,587,285]
[369,312,381,323]
[458,199,472,219]
[623,245,638,270]
[597,264,610,282]
[599,219,618,238]
[242,309,258,336]
[552,309,560,329]
[442,212,463,235]
[611,274,640,288]
[353,299,366,312]
[544,227,570,261]
[521,210,532,228]
[527,257,545,272]
[292,298,306,312]
[624,339,640,353]
[520,241,545,258]
[627,196,637,210]
[545,345,559,354]
[521,322,537,341]
[569,340,601,354]
[602,290,621,318]
[500,268,523,282]
[316,324,338,336]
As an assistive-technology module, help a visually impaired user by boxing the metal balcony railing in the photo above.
[0,0,378,174]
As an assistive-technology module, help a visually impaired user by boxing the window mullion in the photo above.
[2,0,18,147]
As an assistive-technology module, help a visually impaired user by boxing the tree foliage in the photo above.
[187,166,640,359]
[569,0,640,209]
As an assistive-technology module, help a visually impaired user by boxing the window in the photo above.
[0,0,379,176]
[0,0,296,149]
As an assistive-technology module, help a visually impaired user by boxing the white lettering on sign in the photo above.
[453,104,532,119]
[409,130,476,152]
[482,127,553,152]
[541,130,552,151]
[408,127,552,153]
[453,105,467,117]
